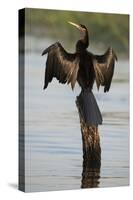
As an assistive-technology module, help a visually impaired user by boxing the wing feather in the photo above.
[42,42,79,90]
[93,47,117,92]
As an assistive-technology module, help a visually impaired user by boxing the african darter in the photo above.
[42,21,117,126]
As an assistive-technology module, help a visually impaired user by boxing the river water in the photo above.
[23,38,129,192]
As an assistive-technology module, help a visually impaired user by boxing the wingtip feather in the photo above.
[43,85,47,90]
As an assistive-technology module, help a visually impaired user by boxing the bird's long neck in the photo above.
[76,29,89,52]
[81,29,89,48]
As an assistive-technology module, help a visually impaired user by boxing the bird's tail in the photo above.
[76,90,102,126]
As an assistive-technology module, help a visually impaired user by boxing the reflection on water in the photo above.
[23,38,129,192]
[81,160,100,188]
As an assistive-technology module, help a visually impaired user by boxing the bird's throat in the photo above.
[81,29,89,48]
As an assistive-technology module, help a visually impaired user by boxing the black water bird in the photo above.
[42,22,117,125]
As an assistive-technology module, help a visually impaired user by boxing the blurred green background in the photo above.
[25,8,129,58]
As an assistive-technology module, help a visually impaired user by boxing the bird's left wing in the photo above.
[92,47,117,92]
[42,42,80,90]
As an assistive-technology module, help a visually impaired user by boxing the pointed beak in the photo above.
[68,21,81,30]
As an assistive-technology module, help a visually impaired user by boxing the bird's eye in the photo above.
[80,24,86,29]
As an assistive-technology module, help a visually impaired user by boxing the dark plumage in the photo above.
[42,21,117,93]
[42,22,117,125]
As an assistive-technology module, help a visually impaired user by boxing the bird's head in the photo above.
[68,21,87,32]
[68,21,89,50]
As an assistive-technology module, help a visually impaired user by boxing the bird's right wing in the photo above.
[42,42,80,90]
[93,47,117,92]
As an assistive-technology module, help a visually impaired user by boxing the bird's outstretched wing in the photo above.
[42,42,80,90]
[93,47,117,92]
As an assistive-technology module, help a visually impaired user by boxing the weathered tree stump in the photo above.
[76,93,101,188]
